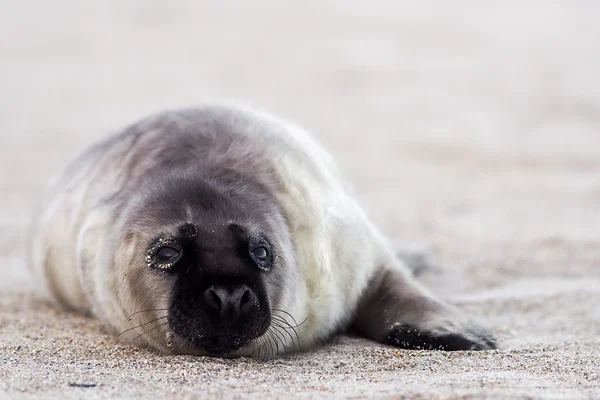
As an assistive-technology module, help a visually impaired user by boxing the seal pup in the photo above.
[29,104,496,357]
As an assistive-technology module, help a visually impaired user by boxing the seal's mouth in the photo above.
[168,311,271,357]
[197,335,249,355]
[166,277,272,357]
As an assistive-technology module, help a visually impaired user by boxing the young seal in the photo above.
[29,104,497,357]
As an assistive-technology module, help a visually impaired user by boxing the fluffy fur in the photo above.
[29,104,496,357]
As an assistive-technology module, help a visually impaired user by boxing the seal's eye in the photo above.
[251,246,268,261]
[249,244,272,271]
[146,237,183,271]
[248,234,272,271]
[156,246,181,263]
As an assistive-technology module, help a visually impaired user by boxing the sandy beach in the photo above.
[1,1,599,398]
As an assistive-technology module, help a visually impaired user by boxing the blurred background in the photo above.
[1,1,599,293]
[1,2,600,397]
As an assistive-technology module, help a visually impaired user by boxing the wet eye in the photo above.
[249,245,271,271]
[147,237,183,272]
[156,246,181,263]
[248,235,272,271]
[251,246,268,261]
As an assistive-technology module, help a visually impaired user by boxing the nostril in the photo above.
[204,285,257,322]
[240,290,251,306]
[238,286,256,314]
[204,287,223,312]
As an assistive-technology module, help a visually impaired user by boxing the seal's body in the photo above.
[29,105,496,357]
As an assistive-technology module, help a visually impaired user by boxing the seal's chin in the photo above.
[171,328,266,357]
[194,335,250,356]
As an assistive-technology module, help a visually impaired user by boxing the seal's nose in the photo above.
[203,285,256,325]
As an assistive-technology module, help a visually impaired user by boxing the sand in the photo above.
[1,1,599,398]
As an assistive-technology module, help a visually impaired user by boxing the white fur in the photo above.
[245,107,403,348]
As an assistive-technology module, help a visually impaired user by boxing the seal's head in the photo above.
[112,167,298,357]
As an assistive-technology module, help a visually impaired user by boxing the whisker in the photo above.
[257,336,268,360]
[271,327,288,358]
[126,308,169,320]
[249,338,256,359]
[271,314,301,349]
[267,330,280,357]
[145,322,170,348]
[266,332,276,359]
[271,310,308,329]
[270,308,300,326]
[260,337,268,360]
[268,331,278,359]
[131,321,168,344]
[271,318,297,350]
[254,337,263,360]
[127,304,169,320]
[117,315,168,338]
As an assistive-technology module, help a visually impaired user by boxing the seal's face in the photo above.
[146,222,273,355]
[117,169,297,356]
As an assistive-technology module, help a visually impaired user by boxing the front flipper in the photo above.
[353,267,497,351]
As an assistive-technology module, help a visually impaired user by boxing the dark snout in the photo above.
[169,277,271,355]
[164,220,274,356]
